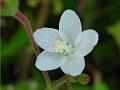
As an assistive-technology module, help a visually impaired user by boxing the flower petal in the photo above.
[59,10,82,45]
[75,29,99,56]
[61,53,85,76]
[35,51,66,71]
[33,28,60,52]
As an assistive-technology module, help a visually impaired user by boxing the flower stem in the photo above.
[49,75,73,90]
[12,10,52,87]
[64,75,73,90]
[50,76,66,90]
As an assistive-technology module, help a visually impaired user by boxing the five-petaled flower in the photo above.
[33,9,99,76]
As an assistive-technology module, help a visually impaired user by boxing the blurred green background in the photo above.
[0,0,120,90]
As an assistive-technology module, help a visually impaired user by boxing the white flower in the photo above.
[33,9,99,76]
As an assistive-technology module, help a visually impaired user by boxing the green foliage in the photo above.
[26,0,40,8]
[32,69,46,90]
[1,85,6,90]
[53,0,63,15]
[62,0,76,10]
[107,21,120,48]
[72,80,110,90]
[94,43,116,61]
[1,25,29,57]
[82,0,96,28]
[93,81,110,90]
[73,83,92,90]
[0,69,46,90]
[1,80,39,90]
[1,0,19,16]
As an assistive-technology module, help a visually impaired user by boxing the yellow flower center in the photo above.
[53,40,72,55]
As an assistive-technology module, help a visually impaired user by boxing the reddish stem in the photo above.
[0,0,5,8]
[13,10,52,86]
[13,10,39,55]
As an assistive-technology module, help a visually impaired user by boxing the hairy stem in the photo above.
[50,76,66,90]
[12,10,52,87]
[65,75,73,90]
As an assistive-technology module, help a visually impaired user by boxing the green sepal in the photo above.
[67,75,78,83]
[77,73,90,85]
[67,73,90,84]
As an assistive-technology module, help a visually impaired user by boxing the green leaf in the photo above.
[1,0,19,16]
[1,80,40,90]
[107,21,120,48]
[93,43,116,60]
[15,80,42,90]
[53,0,63,15]
[73,83,92,90]
[82,0,97,28]
[93,81,110,90]
[26,0,40,8]
[62,0,76,10]
[0,85,7,90]
[32,69,46,90]
[1,25,29,57]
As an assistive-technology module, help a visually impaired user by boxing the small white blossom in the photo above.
[33,9,99,76]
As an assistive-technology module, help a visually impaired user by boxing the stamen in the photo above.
[53,40,72,55]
